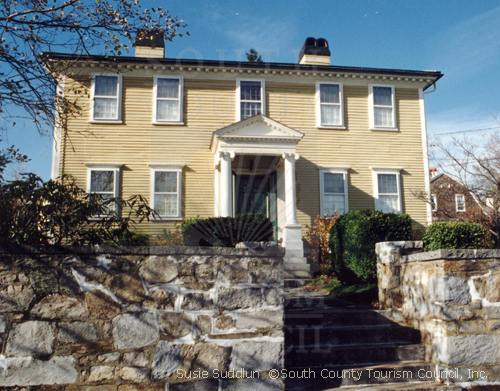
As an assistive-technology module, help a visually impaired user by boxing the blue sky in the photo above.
[3,0,500,180]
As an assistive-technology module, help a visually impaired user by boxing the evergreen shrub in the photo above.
[329,209,412,284]
[422,221,492,251]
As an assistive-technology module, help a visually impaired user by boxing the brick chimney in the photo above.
[298,37,331,65]
[429,168,437,178]
[135,30,164,58]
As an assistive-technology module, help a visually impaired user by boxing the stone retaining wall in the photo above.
[377,242,500,385]
[0,245,285,390]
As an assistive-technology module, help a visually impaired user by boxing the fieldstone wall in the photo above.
[377,242,500,384]
[0,245,285,390]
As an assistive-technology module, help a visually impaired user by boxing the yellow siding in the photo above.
[61,72,428,240]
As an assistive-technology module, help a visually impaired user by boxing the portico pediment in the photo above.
[211,115,303,155]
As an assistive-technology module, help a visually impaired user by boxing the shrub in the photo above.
[182,213,273,247]
[422,221,493,251]
[155,226,184,246]
[303,213,339,274]
[113,230,150,246]
[329,210,412,284]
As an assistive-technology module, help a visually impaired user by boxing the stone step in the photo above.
[285,270,315,279]
[284,362,447,389]
[285,308,399,327]
[286,343,425,367]
[286,324,421,348]
[285,279,314,288]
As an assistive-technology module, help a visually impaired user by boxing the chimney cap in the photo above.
[299,37,330,60]
[135,29,165,48]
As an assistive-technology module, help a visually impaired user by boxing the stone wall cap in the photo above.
[0,244,286,257]
[407,249,500,263]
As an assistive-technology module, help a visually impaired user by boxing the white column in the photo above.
[282,153,305,260]
[284,153,299,225]
[220,152,234,217]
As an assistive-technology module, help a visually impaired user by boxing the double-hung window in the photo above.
[317,83,344,127]
[92,75,122,121]
[150,165,183,219]
[456,194,466,212]
[320,169,349,216]
[86,164,121,216]
[372,168,402,213]
[369,85,396,130]
[237,80,264,120]
[154,76,183,123]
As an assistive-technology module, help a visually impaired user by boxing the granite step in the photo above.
[286,323,420,348]
[285,308,400,327]
[286,342,425,368]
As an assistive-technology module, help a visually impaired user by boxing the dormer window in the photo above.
[237,80,264,120]
[154,76,183,123]
[91,75,122,121]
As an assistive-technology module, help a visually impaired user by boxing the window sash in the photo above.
[318,83,342,126]
[456,195,466,212]
[155,78,182,122]
[321,171,347,216]
[153,170,180,217]
[374,172,401,213]
[371,85,395,128]
[89,169,117,216]
[93,76,119,120]
[239,81,263,120]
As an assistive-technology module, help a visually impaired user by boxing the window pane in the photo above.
[321,105,341,125]
[379,195,398,213]
[241,102,261,119]
[157,79,179,99]
[94,98,118,119]
[324,173,344,193]
[91,171,114,193]
[320,84,340,104]
[374,107,393,127]
[456,195,465,211]
[154,194,178,216]
[324,194,345,216]
[373,86,392,106]
[241,81,261,101]
[155,171,177,193]
[378,174,397,194]
[95,76,118,96]
[157,100,180,121]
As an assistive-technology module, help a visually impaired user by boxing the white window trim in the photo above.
[90,73,123,123]
[85,163,122,217]
[371,167,403,213]
[316,82,345,129]
[320,167,349,217]
[455,194,466,212]
[369,84,397,131]
[431,194,437,212]
[152,76,184,125]
[236,79,265,121]
[149,164,184,220]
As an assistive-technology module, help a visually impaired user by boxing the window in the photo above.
[91,75,122,121]
[320,168,349,216]
[369,85,396,130]
[372,168,402,213]
[316,83,344,127]
[150,165,183,218]
[456,194,466,212]
[86,164,121,216]
[237,80,264,120]
[154,77,183,123]
[430,194,437,211]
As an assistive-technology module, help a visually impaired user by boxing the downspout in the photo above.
[424,82,437,95]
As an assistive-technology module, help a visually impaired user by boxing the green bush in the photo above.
[329,210,413,284]
[422,222,492,251]
[182,213,273,247]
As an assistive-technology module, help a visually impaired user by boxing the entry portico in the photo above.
[210,115,309,269]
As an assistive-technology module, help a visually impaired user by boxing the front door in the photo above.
[234,172,278,239]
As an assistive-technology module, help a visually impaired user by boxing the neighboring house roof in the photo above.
[41,52,443,91]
